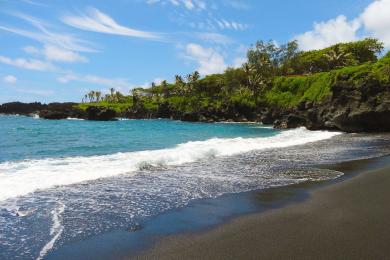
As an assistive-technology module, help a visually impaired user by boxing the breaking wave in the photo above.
[0,128,341,201]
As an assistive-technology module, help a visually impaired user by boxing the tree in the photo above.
[346,38,384,63]
[243,63,268,98]
[174,75,185,95]
[161,80,170,98]
[247,40,278,78]
[186,71,200,93]
[223,67,246,95]
[279,40,300,75]
[191,71,200,81]
[132,88,142,106]
[323,46,353,70]
[95,91,101,102]
[87,91,95,102]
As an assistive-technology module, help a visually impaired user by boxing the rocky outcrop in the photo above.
[274,114,307,129]
[272,79,390,132]
[0,102,45,115]
[38,103,86,119]
[86,106,117,121]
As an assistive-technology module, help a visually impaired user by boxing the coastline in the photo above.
[135,155,390,259]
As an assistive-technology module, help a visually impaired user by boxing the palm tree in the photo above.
[186,71,200,94]
[161,80,169,98]
[91,91,96,102]
[323,46,352,70]
[244,63,267,97]
[95,91,101,102]
[191,71,200,82]
[132,88,140,106]
[110,88,115,97]
[174,75,184,95]
[87,91,93,102]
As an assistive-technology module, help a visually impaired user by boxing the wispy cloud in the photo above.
[23,45,88,63]
[183,43,226,75]
[0,55,57,72]
[3,75,18,84]
[0,13,96,53]
[57,73,134,91]
[62,8,162,40]
[215,19,248,31]
[147,0,206,10]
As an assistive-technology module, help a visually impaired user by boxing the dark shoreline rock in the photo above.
[86,106,117,121]
[1,78,389,131]
[0,102,45,115]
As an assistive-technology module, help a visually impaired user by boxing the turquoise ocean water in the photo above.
[0,115,361,259]
[0,115,277,163]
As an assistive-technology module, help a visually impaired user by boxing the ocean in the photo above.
[0,115,389,259]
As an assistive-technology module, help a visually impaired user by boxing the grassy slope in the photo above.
[76,54,390,112]
[265,54,390,108]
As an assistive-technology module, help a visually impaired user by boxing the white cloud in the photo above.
[147,0,205,10]
[3,75,17,84]
[23,45,88,63]
[0,13,96,53]
[57,73,134,91]
[184,43,226,75]
[62,8,161,40]
[360,0,390,48]
[232,57,246,68]
[215,19,248,30]
[295,15,360,51]
[43,45,88,63]
[0,55,57,71]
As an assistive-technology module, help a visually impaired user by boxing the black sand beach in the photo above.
[135,156,390,259]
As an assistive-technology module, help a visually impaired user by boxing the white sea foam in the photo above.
[66,117,84,120]
[0,128,341,201]
[37,202,65,260]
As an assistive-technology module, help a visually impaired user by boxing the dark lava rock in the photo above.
[274,114,307,129]
[39,110,69,120]
[0,102,45,115]
[86,106,117,121]
[38,103,85,120]
[181,112,199,122]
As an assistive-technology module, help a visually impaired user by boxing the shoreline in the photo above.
[135,155,390,259]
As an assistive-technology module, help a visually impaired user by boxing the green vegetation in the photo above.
[78,39,389,114]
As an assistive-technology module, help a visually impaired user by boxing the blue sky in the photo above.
[1,0,389,103]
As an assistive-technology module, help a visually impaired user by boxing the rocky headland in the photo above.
[1,77,389,133]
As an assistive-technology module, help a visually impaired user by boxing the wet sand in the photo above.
[136,156,390,259]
